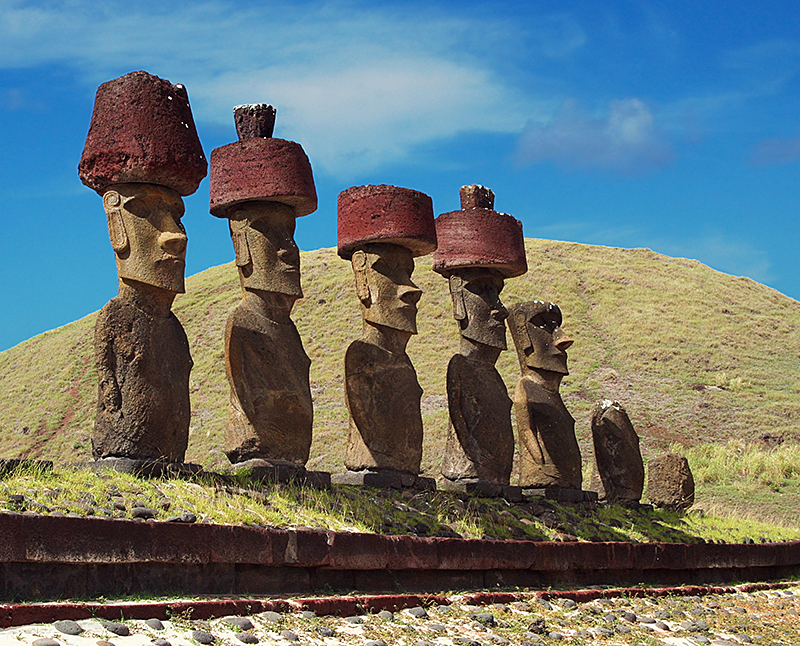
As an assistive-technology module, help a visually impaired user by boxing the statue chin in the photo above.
[118,262,185,295]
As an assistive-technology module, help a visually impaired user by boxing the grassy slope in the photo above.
[1,238,799,523]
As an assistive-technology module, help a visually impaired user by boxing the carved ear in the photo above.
[514,309,534,354]
[103,191,128,253]
[449,274,467,321]
[351,250,371,305]
[230,220,251,267]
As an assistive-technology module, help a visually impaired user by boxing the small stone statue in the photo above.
[79,71,207,462]
[591,399,644,503]
[432,186,527,489]
[508,300,583,489]
[209,104,317,468]
[337,185,437,483]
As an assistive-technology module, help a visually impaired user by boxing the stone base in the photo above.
[226,459,331,489]
[522,487,599,503]
[87,458,203,478]
[332,469,436,491]
[439,478,523,502]
[0,459,53,477]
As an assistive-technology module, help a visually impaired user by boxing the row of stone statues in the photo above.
[78,71,644,502]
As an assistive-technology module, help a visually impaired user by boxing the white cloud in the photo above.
[0,0,544,176]
[515,98,672,173]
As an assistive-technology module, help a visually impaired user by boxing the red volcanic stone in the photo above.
[79,71,207,196]
[433,185,527,278]
[337,184,437,259]
[209,138,317,218]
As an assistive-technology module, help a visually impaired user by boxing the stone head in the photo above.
[508,300,573,374]
[103,183,187,294]
[448,267,508,350]
[228,201,301,298]
[351,242,422,334]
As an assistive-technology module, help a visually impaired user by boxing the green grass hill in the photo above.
[2,239,799,525]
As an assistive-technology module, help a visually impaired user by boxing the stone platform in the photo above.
[332,469,436,491]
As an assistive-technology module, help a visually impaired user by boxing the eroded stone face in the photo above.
[509,300,582,489]
[229,201,302,298]
[591,400,645,503]
[449,267,508,350]
[509,300,572,375]
[351,243,422,335]
[104,184,188,294]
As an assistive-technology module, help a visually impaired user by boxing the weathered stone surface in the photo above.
[509,301,582,489]
[432,186,526,278]
[344,339,423,474]
[93,294,191,461]
[210,139,316,217]
[54,620,83,635]
[331,469,436,490]
[212,109,316,467]
[647,452,695,510]
[590,400,644,503]
[338,185,436,259]
[224,295,312,465]
[441,353,514,484]
[79,71,207,196]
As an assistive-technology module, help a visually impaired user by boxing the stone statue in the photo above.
[432,185,527,490]
[209,104,317,469]
[79,71,207,463]
[591,399,645,504]
[336,185,437,486]
[508,300,583,490]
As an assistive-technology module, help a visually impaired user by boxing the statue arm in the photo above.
[94,310,121,414]
[344,342,377,440]
[446,357,470,443]
[515,379,545,463]
[224,315,257,422]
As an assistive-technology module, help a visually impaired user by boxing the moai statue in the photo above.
[78,71,207,466]
[209,104,317,474]
[335,185,437,489]
[508,301,584,493]
[432,185,527,496]
[591,399,645,504]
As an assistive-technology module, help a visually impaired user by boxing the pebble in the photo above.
[236,633,258,644]
[131,506,156,519]
[146,618,165,630]
[377,610,393,620]
[407,606,429,618]
[301,610,316,619]
[191,630,216,644]
[365,641,386,646]
[99,620,130,636]
[315,626,335,637]
[558,598,577,609]
[548,631,565,640]
[345,615,364,624]
[527,618,546,634]
[260,611,282,623]
[280,629,299,641]
[426,622,446,632]
[32,640,60,646]
[223,616,254,631]
[472,612,496,626]
[53,619,83,635]
[153,639,171,646]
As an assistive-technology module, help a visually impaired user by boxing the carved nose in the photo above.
[554,328,573,351]
[400,285,422,305]
[160,231,187,257]
[492,304,508,321]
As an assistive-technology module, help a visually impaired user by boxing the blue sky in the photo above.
[1,0,799,351]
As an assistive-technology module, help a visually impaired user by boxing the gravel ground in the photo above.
[2,585,799,646]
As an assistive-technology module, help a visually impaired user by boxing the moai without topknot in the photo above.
[79,71,207,468]
[590,399,644,505]
[209,105,320,478]
[432,186,527,498]
[508,301,594,500]
[335,185,437,489]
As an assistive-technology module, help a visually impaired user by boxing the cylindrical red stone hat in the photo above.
[337,184,437,259]
[79,71,207,196]
[209,104,317,218]
[432,185,527,278]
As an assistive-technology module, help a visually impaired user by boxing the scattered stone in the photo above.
[453,639,480,646]
[548,631,564,640]
[646,452,695,510]
[510,602,531,612]
[655,621,669,630]
[223,617,254,631]
[407,607,429,618]
[415,641,435,646]
[315,626,335,637]
[33,639,60,646]
[426,622,445,632]
[693,636,711,644]
[99,620,130,636]
[558,598,577,609]
[528,618,546,634]
[131,506,157,519]
[377,610,393,620]
[54,620,83,635]
[489,635,509,644]
[236,633,258,644]
[260,611,282,623]
[536,599,554,611]
[592,627,614,636]
[616,625,631,634]
[153,639,171,646]
[471,612,496,626]
[345,615,364,624]
[639,616,656,624]
[365,641,387,646]
[280,630,298,641]
[621,611,636,622]
[301,611,316,619]
[191,630,215,644]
